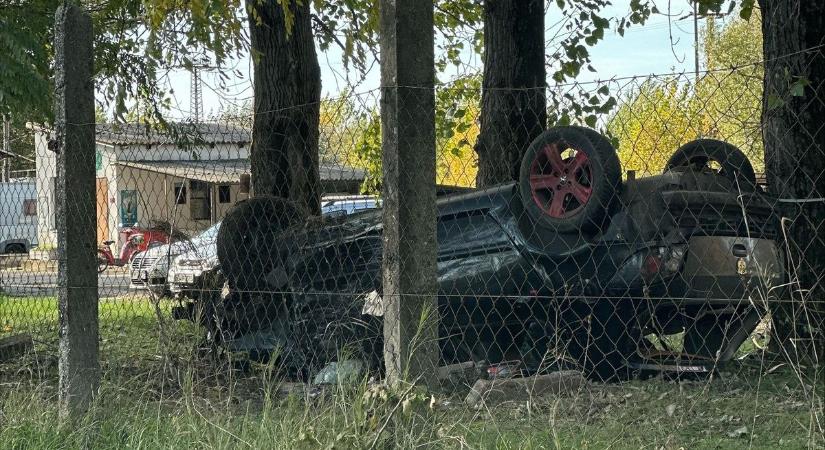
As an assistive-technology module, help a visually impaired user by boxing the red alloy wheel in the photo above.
[528,142,594,218]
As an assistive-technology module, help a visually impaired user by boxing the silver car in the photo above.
[129,239,195,295]
[167,221,222,299]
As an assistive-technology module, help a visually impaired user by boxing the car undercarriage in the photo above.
[174,127,785,382]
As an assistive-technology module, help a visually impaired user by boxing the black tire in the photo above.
[4,243,27,254]
[555,126,623,222]
[97,251,108,273]
[664,139,757,191]
[518,127,622,233]
[568,300,640,382]
[216,196,308,292]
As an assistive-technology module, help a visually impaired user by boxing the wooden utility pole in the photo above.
[379,0,439,387]
[53,4,99,420]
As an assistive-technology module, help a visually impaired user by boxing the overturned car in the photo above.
[186,126,784,381]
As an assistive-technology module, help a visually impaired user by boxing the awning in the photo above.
[116,159,366,184]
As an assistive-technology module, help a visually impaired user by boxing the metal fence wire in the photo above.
[2,55,824,444]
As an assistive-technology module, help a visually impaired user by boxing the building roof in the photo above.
[96,123,251,146]
[29,122,252,146]
[116,159,366,184]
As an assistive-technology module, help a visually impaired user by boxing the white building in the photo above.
[34,123,364,249]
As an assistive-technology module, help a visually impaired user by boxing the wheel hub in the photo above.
[529,143,594,219]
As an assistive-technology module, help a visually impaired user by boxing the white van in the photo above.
[0,179,38,253]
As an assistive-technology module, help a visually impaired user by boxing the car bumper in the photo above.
[668,236,784,302]
[168,267,207,294]
[604,236,784,303]
[130,268,168,290]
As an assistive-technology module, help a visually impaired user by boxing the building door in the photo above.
[189,180,211,221]
[96,177,109,242]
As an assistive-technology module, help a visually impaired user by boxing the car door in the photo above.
[436,208,527,298]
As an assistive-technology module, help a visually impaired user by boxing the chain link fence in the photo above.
[2,55,824,446]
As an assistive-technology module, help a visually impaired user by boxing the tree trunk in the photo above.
[759,0,825,362]
[247,0,322,214]
[474,0,546,187]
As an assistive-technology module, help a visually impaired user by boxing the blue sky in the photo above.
[164,1,701,119]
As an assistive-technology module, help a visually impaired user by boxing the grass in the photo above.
[2,367,820,449]
[1,294,823,449]
[0,293,273,382]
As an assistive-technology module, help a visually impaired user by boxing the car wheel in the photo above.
[568,300,640,382]
[217,196,308,292]
[518,127,622,233]
[664,139,757,191]
[4,243,27,254]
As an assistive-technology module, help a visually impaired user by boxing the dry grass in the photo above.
[1,294,823,449]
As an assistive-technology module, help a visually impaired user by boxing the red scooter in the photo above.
[97,226,171,273]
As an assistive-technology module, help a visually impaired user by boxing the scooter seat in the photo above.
[103,240,115,246]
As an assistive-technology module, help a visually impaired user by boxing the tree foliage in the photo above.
[0,0,247,122]
[542,0,754,131]
[698,10,763,169]
[330,77,481,194]
[607,9,763,176]
[0,0,757,179]
[608,81,700,176]
[435,76,480,187]
[0,0,55,120]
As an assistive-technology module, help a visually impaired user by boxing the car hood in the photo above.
[140,240,193,259]
[175,242,218,262]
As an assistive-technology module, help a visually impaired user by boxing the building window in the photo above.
[218,185,231,204]
[23,199,37,217]
[189,180,211,220]
[174,182,187,205]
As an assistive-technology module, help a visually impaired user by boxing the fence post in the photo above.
[379,0,438,387]
[53,4,99,420]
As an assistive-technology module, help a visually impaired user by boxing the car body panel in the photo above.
[680,235,782,300]
[129,240,193,292]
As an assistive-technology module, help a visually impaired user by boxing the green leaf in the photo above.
[790,78,809,97]
[599,96,617,113]
[740,0,756,20]
[766,94,784,111]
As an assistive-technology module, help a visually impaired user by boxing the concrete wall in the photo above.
[113,165,247,244]
[35,131,251,248]
[36,129,117,248]
[34,130,56,247]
